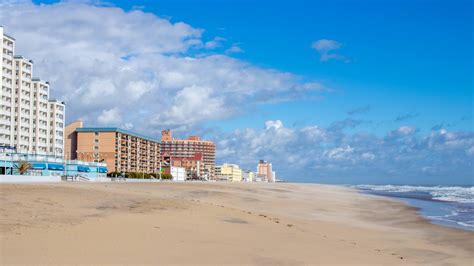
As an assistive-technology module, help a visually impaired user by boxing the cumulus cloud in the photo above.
[214,121,474,184]
[311,39,349,62]
[204,36,226,49]
[225,44,244,54]
[0,1,319,134]
[387,126,417,138]
[97,107,122,125]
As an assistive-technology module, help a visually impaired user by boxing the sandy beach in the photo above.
[0,182,473,265]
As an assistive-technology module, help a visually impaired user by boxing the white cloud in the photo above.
[204,36,226,49]
[97,107,122,125]
[311,39,348,62]
[265,120,284,130]
[361,152,376,160]
[466,146,474,156]
[387,126,417,138]
[325,146,354,160]
[214,120,474,182]
[0,1,322,133]
[225,45,244,54]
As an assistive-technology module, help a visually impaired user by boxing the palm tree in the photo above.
[16,160,32,175]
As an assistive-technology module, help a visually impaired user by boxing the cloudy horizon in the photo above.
[1,0,472,185]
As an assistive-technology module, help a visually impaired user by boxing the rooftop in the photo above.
[76,127,161,143]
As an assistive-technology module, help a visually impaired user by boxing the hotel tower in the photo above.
[0,27,65,156]
[161,129,216,179]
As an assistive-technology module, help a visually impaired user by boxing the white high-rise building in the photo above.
[1,26,65,157]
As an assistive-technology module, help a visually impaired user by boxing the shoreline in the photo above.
[352,185,474,232]
[1,182,473,265]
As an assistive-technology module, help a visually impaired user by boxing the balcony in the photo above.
[0,109,12,116]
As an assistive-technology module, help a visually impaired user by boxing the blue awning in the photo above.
[99,167,108,173]
[77,165,91,172]
[32,163,46,170]
[48,163,64,170]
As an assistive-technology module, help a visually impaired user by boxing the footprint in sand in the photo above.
[286,224,293,227]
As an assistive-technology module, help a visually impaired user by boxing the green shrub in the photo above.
[161,173,173,180]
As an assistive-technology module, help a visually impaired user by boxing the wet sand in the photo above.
[0,182,473,265]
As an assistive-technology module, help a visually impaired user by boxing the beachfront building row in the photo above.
[65,121,161,174]
[161,129,216,179]
[214,164,256,182]
[0,153,107,178]
[65,122,216,178]
[215,160,276,182]
[1,27,65,157]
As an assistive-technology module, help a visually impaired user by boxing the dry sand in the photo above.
[0,182,473,265]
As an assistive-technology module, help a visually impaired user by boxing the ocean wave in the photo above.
[352,185,474,203]
[428,215,474,228]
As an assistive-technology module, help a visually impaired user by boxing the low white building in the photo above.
[170,166,186,182]
[242,170,255,182]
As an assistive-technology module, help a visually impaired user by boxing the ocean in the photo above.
[352,185,474,232]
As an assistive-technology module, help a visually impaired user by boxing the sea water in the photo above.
[352,185,474,232]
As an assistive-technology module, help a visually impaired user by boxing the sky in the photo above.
[1,0,472,185]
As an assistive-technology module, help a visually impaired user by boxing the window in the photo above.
[94,139,99,144]
[94,132,99,136]
[93,146,99,150]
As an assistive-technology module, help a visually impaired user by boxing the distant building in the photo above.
[169,166,186,181]
[242,170,255,182]
[257,160,275,182]
[218,163,243,182]
[65,122,161,174]
[161,129,215,179]
[213,165,229,181]
[0,27,65,157]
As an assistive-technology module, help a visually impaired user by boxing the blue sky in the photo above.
[105,0,473,134]
[4,0,473,184]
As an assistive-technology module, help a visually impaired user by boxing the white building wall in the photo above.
[1,27,15,148]
[48,100,65,157]
[170,166,186,181]
[0,26,64,157]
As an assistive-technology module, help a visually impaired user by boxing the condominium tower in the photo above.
[1,27,65,156]
[257,160,275,182]
[161,129,216,179]
[65,122,161,174]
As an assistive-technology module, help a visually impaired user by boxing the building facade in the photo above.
[1,27,65,157]
[161,129,215,179]
[219,163,243,182]
[0,153,107,178]
[257,160,275,182]
[242,170,255,182]
[65,122,161,174]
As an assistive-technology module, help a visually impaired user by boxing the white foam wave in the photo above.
[428,216,474,228]
[353,185,474,203]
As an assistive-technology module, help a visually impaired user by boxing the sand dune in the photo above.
[0,182,472,265]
